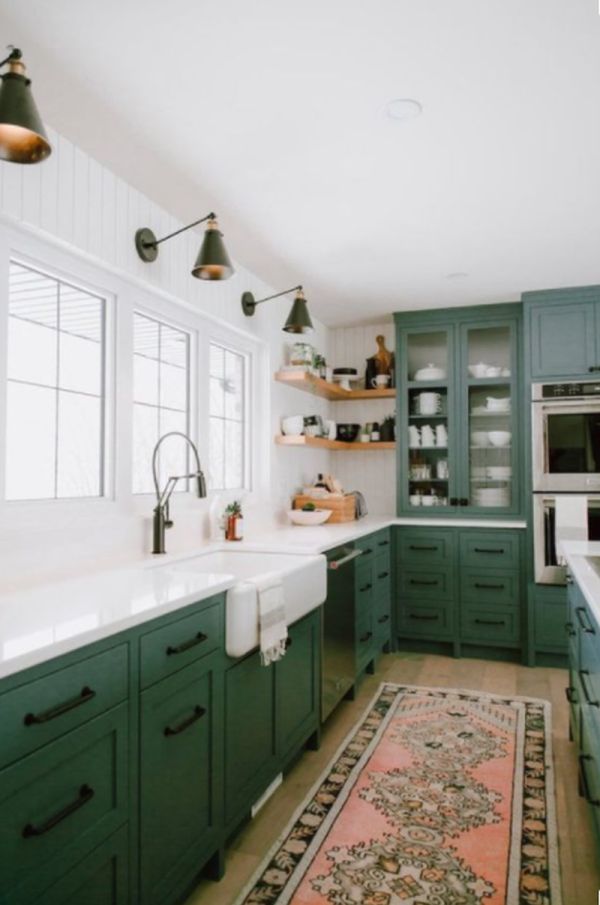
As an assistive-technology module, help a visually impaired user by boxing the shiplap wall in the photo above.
[328,321,396,515]
[0,127,331,587]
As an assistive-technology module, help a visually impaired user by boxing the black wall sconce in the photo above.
[135,212,234,280]
[0,47,51,164]
[241,284,313,334]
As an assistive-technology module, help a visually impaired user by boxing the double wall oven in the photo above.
[532,381,600,584]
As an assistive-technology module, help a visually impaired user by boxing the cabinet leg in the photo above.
[205,846,226,881]
[366,658,375,675]
[306,726,321,751]
[344,684,357,701]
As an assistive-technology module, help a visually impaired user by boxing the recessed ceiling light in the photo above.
[446,272,469,280]
[385,98,423,121]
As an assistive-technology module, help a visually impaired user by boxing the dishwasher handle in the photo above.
[328,549,363,570]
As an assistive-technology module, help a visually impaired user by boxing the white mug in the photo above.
[325,420,337,440]
[371,374,390,388]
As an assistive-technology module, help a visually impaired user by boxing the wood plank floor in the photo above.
[186,653,600,905]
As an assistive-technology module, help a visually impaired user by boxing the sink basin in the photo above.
[167,550,326,658]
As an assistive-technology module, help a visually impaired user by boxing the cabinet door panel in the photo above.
[461,606,520,645]
[398,600,453,639]
[140,599,223,689]
[42,826,129,905]
[276,613,319,761]
[530,302,596,379]
[460,570,520,608]
[398,568,454,602]
[140,662,218,905]
[396,530,455,565]
[459,531,520,569]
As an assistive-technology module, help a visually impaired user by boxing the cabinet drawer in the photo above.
[355,535,376,563]
[461,607,520,645]
[140,599,223,689]
[398,568,454,602]
[40,825,129,905]
[397,530,455,566]
[0,644,128,770]
[461,570,520,607]
[459,532,520,569]
[356,564,374,618]
[0,705,128,903]
[355,613,376,673]
[374,553,391,583]
[398,601,453,639]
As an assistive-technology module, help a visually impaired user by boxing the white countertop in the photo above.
[0,515,527,681]
[562,540,600,626]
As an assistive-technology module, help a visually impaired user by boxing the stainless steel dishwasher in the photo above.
[321,545,363,723]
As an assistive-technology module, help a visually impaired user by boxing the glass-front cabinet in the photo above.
[397,305,522,517]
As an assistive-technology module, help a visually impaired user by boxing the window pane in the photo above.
[225,420,243,489]
[224,350,244,421]
[56,392,102,498]
[209,376,225,418]
[59,331,102,396]
[160,324,188,368]
[132,403,159,495]
[5,382,56,500]
[133,354,159,405]
[158,410,189,490]
[210,343,224,378]
[209,416,225,489]
[7,316,57,386]
[209,342,248,491]
[160,362,187,411]
[133,313,159,359]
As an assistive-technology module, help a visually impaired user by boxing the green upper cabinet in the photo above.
[396,304,523,518]
[524,286,600,380]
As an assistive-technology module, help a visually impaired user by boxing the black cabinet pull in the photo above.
[164,705,206,737]
[565,686,578,704]
[579,754,600,806]
[285,637,293,649]
[459,498,469,506]
[22,784,94,838]
[588,366,600,373]
[579,670,600,707]
[565,622,576,638]
[409,545,437,552]
[409,579,438,586]
[409,613,439,621]
[362,548,373,556]
[377,614,390,624]
[166,631,208,656]
[378,571,390,579]
[474,583,505,590]
[474,618,505,626]
[449,497,458,506]
[474,547,504,554]
[359,583,372,592]
[359,631,373,643]
[576,607,596,634]
[24,686,96,727]
[377,540,390,547]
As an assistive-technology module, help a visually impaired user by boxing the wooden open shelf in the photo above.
[274,370,396,401]
[275,435,396,451]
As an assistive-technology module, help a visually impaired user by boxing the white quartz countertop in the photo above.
[0,515,527,681]
[562,540,600,626]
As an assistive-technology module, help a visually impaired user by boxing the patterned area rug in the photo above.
[235,683,562,905]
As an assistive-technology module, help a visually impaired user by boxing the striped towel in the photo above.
[247,572,288,665]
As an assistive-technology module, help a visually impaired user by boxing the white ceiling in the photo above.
[1,0,600,325]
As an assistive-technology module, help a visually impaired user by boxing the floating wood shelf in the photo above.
[275,435,396,451]
[274,370,396,401]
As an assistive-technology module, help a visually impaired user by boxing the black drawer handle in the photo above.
[579,754,600,806]
[474,618,505,626]
[579,670,600,707]
[459,498,469,507]
[565,622,576,638]
[589,366,600,373]
[409,613,439,622]
[359,583,373,592]
[377,614,390,624]
[409,545,438,552]
[24,686,96,727]
[565,686,578,704]
[474,583,505,590]
[164,705,206,737]
[409,579,438,586]
[576,607,596,634]
[166,632,208,656]
[362,548,373,555]
[473,548,505,554]
[378,571,390,579]
[22,784,94,838]
[377,540,390,547]
[285,637,293,649]
[359,631,373,643]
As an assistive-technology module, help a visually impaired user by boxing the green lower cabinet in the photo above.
[275,611,320,764]
[460,606,520,646]
[533,585,568,655]
[40,826,129,905]
[139,658,222,905]
[398,599,454,640]
[580,714,600,845]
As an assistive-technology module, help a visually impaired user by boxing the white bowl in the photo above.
[471,431,488,447]
[484,366,502,377]
[488,431,511,448]
[485,396,510,412]
[414,364,446,381]
[281,415,304,435]
[486,466,512,479]
[288,508,332,526]
[468,363,488,378]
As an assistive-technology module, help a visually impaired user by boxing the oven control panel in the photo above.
[539,382,600,399]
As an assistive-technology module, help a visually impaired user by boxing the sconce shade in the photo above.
[191,219,234,280]
[0,57,51,164]
[283,292,313,334]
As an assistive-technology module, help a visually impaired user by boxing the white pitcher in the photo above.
[435,424,447,447]
[421,424,435,447]
[409,425,421,447]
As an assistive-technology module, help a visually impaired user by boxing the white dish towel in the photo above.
[247,571,288,665]
[555,495,588,565]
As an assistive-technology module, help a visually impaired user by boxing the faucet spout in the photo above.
[151,431,207,554]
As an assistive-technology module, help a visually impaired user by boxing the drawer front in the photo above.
[355,562,374,618]
[0,705,128,901]
[355,534,377,563]
[140,599,223,689]
[581,631,600,712]
[355,613,376,673]
[398,601,453,639]
[0,644,128,770]
[461,570,520,608]
[41,825,129,905]
[459,532,520,569]
[374,553,391,584]
[398,568,454,602]
[397,529,455,566]
[461,607,520,645]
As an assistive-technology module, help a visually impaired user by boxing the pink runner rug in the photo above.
[236,684,562,905]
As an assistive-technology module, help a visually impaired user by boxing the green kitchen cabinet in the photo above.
[276,609,320,763]
[40,826,130,905]
[139,658,223,905]
[523,286,600,381]
[395,304,523,518]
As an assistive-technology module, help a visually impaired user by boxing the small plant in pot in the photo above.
[380,414,395,442]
